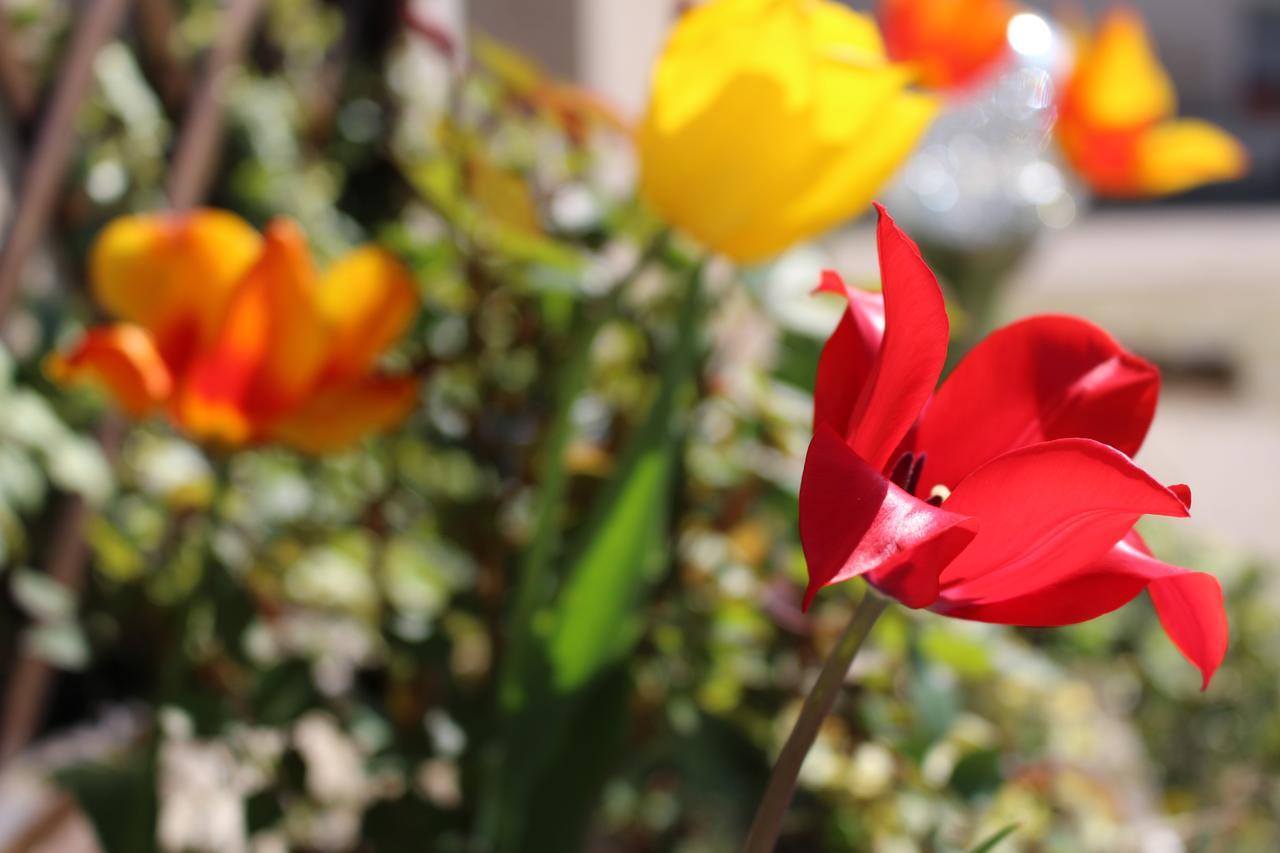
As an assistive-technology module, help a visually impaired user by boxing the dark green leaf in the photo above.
[54,746,158,853]
[949,748,1003,800]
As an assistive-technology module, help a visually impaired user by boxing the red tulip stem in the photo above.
[744,590,889,852]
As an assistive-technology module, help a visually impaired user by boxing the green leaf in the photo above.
[483,264,702,850]
[949,748,1003,800]
[517,668,633,853]
[969,823,1020,853]
[544,266,702,692]
[546,445,671,689]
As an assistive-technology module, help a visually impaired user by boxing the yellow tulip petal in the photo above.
[806,1,917,153]
[90,210,262,363]
[807,0,890,71]
[1137,119,1249,196]
[639,0,819,250]
[316,246,417,383]
[1067,9,1174,130]
[643,0,806,132]
[47,325,173,417]
[267,375,421,454]
[640,0,927,262]
[719,89,937,262]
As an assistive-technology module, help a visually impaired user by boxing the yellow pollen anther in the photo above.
[929,484,951,502]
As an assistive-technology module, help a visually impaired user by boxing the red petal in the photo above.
[799,425,977,610]
[933,567,1153,626]
[1123,532,1227,690]
[846,204,950,472]
[812,271,885,436]
[931,530,1227,688]
[915,315,1160,493]
[936,438,1189,605]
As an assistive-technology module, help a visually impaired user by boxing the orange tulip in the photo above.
[1056,9,1248,197]
[50,210,421,454]
[879,0,1016,90]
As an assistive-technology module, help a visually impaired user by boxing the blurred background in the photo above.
[0,1,1276,851]
[476,0,1280,558]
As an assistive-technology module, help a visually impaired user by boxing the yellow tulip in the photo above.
[638,0,936,264]
[49,210,421,454]
[1056,9,1248,197]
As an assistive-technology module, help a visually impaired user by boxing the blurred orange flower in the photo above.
[50,210,421,454]
[1056,9,1248,197]
[879,0,1015,90]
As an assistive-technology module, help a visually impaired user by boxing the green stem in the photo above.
[496,300,606,712]
[744,591,889,852]
[477,232,671,844]
[496,231,669,713]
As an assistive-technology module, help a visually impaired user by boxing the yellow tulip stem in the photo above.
[479,228,673,842]
[744,590,889,852]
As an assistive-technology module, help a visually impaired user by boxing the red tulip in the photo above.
[800,204,1227,688]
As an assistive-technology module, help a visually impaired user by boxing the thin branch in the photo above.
[166,0,268,209]
[0,0,132,321]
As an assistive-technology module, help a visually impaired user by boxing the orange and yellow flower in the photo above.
[1056,9,1248,197]
[50,209,421,454]
[879,0,1016,91]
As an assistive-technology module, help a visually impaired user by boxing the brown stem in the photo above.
[0,0,131,321]
[166,0,267,210]
[744,591,889,852]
